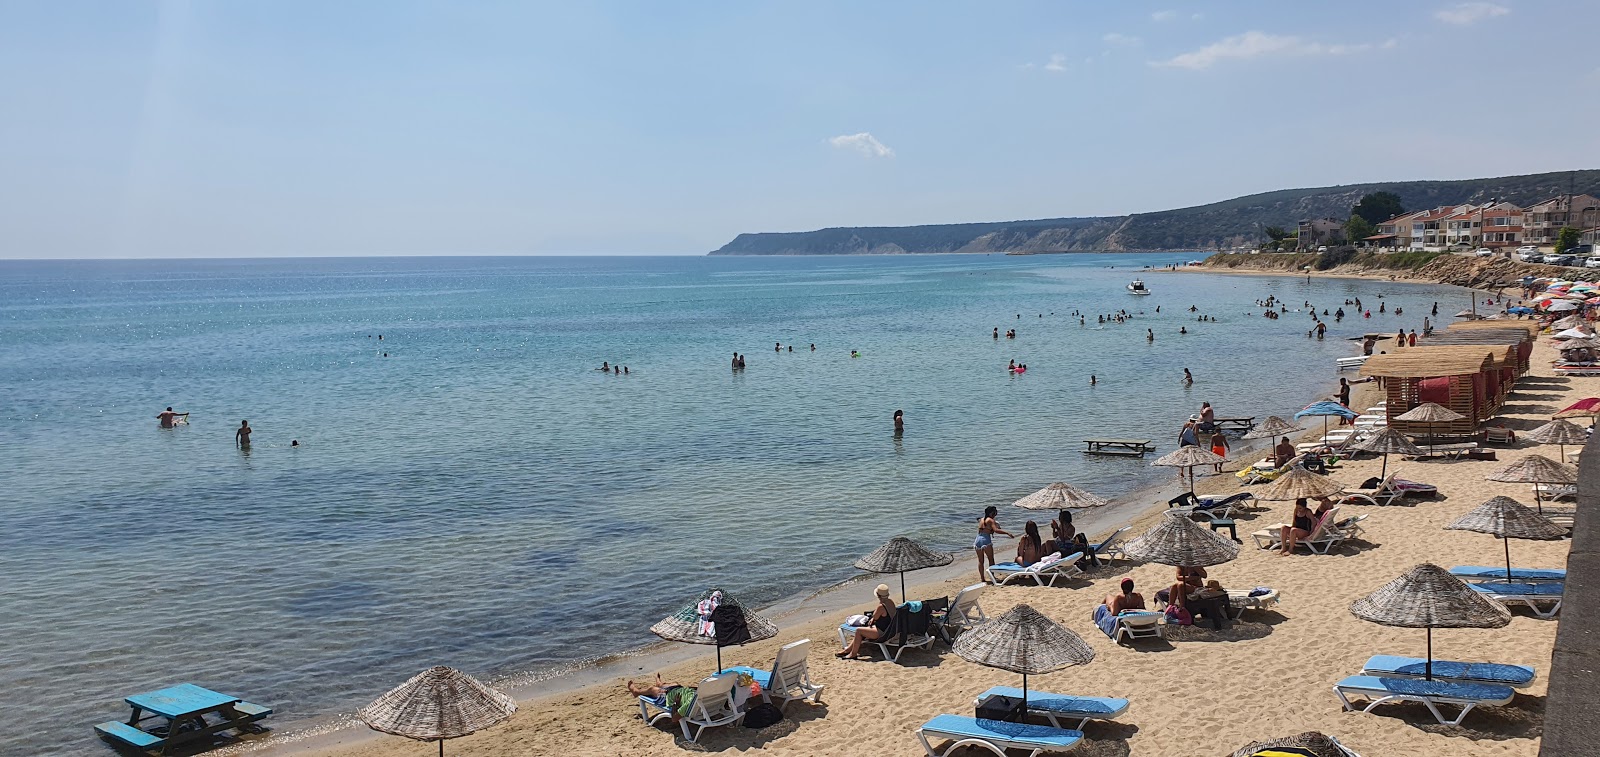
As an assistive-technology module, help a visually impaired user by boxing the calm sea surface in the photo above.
[0,254,1468,754]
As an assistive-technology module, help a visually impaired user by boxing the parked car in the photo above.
[1518,251,1543,263]
[1475,248,1495,257]
[1584,256,1600,269]
[1545,254,1575,266]
[1517,244,1539,254]
[1570,244,1595,255]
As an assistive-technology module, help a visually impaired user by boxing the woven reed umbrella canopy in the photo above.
[952,604,1094,714]
[1393,402,1466,455]
[1122,510,1240,567]
[1254,466,1347,502]
[358,666,516,757]
[1553,397,1600,419]
[1551,314,1586,330]
[1349,564,1511,680]
[1231,731,1359,757]
[1487,454,1578,513]
[1013,482,1110,556]
[1346,426,1424,480]
[1445,496,1567,582]
[854,536,954,602]
[1242,415,1305,440]
[651,588,778,672]
[1151,445,1227,496]
[1523,419,1590,462]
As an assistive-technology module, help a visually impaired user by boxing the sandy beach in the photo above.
[269,315,1575,756]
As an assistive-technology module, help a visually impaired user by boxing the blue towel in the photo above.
[1093,605,1117,638]
[906,601,922,612]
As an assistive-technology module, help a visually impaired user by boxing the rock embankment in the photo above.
[1200,251,1573,289]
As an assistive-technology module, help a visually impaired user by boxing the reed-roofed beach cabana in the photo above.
[1360,348,1497,436]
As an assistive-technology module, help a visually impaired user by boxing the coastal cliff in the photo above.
[1198,250,1570,289]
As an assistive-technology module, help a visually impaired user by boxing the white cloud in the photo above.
[1044,53,1068,72]
[1102,32,1140,46]
[1434,2,1509,25]
[1151,30,1383,70]
[1151,10,1178,22]
[828,132,894,158]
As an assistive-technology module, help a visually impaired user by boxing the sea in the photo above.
[0,253,1471,755]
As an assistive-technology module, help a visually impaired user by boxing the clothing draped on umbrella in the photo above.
[1122,510,1240,567]
[651,588,779,672]
[1294,400,1358,439]
[1151,445,1227,496]
[952,604,1094,714]
[1348,564,1511,680]
[1445,496,1567,582]
[1345,426,1423,480]
[1486,455,1578,513]
[1522,419,1589,462]
[1253,466,1346,502]
[358,666,517,757]
[1242,415,1304,440]
[853,536,954,602]
[1393,402,1466,455]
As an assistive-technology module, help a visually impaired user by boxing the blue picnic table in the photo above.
[95,683,271,755]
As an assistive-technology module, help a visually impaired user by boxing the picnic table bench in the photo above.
[1083,438,1155,457]
[95,683,271,755]
[1209,417,1255,433]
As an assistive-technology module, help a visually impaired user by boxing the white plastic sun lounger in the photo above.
[1359,655,1535,688]
[1225,588,1280,613]
[639,671,743,742]
[933,583,988,641]
[1468,581,1565,618]
[1333,674,1515,725]
[1094,606,1163,644]
[916,714,1083,757]
[1251,507,1343,553]
[987,553,1085,587]
[972,687,1129,730]
[1449,566,1565,583]
[720,639,823,706]
[1088,527,1131,563]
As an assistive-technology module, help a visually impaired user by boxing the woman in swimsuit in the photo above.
[1016,521,1044,567]
[837,584,897,659]
[1278,499,1317,555]
[974,506,1013,583]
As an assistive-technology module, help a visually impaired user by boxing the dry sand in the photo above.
[271,338,1579,757]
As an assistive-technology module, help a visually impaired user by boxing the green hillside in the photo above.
[709,170,1600,255]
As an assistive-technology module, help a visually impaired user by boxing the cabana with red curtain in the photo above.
[1360,348,1496,438]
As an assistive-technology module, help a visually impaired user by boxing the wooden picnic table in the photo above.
[1209,417,1256,433]
[95,683,271,755]
[1083,438,1155,457]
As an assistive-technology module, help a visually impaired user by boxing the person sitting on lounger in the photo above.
[1183,579,1231,630]
[1274,436,1295,467]
[1156,566,1207,604]
[1016,520,1045,567]
[838,584,897,660]
[1104,578,1145,614]
[1050,510,1076,554]
[1278,499,1317,555]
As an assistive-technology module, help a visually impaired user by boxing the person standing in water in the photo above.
[235,420,252,449]
[1209,429,1229,472]
[1182,368,1194,386]
[893,409,904,436]
[974,506,1013,583]
[155,407,187,428]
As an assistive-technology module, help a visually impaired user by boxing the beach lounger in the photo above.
[1226,588,1280,614]
[640,671,743,742]
[1448,566,1566,583]
[916,714,1082,757]
[932,583,988,641]
[1534,483,1578,501]
[1405,442,1478,460]
[1468,581,1564,618]
[1333,674,1515,725]
[1336,355,1369,371]
[837,601,937,662]
[1338,472,1402,507]
[720,639,823,706]
[972,687,1129,730]
[1251,507,1344,554]
[1359,655,1535,688]
[1093,605,1164,644]
[987,552,1086,587]
[1327,513,1368,540]
[1087,527,1130,564]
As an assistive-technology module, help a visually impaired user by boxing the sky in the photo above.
[1,1,1597,258]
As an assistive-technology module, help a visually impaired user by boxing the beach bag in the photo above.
[845,614,871,627]
[742,702,784,729]
[1165,605,1193,626]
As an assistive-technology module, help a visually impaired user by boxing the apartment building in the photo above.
[1523,194,1600,245]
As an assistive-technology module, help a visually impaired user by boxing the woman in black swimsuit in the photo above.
[1278,499,1317,555]
[837,584,897,659]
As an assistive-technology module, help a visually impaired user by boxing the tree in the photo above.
[1351,191,1405,225]
[1557,226,1582,253]
[1344,216,1377,246]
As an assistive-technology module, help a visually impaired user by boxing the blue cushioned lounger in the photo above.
[1333,674,1515,725]
[1449,566,1565,583]
[973,687,1129,730]
[917,714,1082,757]
[1468,582,1564,618]
[1360,655,1535,688]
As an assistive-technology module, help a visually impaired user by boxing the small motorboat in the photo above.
[1127,279,1151,295]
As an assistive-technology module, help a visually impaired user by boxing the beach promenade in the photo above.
[280,332,1576,756]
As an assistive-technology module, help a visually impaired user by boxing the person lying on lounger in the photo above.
[1103,578,1145,614]
[628,674,692,724]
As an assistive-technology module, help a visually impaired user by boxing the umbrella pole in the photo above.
[1504,536,1514,582]
[1188,467,1196,496]
[440,740,445,757]
[1425,628,1434,681]
[900,571,907,604]
[1534,488,1544,514]
[1021,673,1028,720]
[1380,452,1389,481]
[716,645,723,674]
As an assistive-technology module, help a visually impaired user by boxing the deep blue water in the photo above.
[0,254,1467,754]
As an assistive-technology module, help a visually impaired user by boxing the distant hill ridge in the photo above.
[709,170,1600,255]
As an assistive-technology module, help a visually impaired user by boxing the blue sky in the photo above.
[1,1,1596,258]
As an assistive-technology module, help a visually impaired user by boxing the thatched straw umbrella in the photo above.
[1013,482,1110,553]
[1243,415,1304,440]
[1393,402,1466,455]
[952,604,1094,714]
[1486,454,1578,513]
[1349,564,1511,680]
[1122,510,1240,568]
[1231,731,1360,757]
[358,666,516,757]
[1254,466,1346,503]
[1346,426,1423,479]
[651,588,778,672]
[1523,419,1589,463]
[1151,445,1227,496]
[854,537,954,602]
[1445,496,1568,582]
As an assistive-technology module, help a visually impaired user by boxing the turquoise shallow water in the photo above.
[0,254,1466,755]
